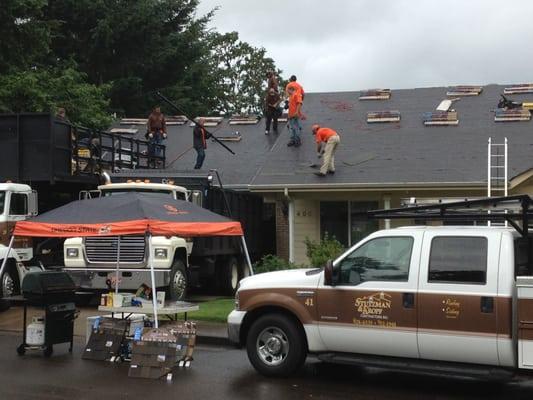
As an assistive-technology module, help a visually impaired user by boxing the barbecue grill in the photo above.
[16,271,78,357]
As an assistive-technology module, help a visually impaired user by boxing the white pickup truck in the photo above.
[229,224,533,379]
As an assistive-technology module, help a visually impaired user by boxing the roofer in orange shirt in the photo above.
[312,124,340,176]
[285,75,305,100]
[287,86,305,147]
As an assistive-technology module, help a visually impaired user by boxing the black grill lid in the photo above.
[22,271,76,296]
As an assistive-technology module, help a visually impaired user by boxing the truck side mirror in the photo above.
[324,259,337,286]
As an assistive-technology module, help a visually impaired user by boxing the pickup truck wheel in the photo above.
[246,314,307,377]
[168,260,187,301]
[0,266,17,298]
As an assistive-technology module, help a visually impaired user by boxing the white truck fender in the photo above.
[0,244,24,285]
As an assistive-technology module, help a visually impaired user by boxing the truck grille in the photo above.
[85,236,146,264]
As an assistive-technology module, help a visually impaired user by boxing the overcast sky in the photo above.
[196,0,533,93]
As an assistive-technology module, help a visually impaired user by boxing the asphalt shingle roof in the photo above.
[121,84,533,189]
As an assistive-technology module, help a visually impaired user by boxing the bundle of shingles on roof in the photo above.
[189,117,223,127]
[359,89,391,100]
[503,84,533,95]
[446,85,483,96]
[120,115,188,126]
[367,110,401,123]
[423,111,459,126]
[494,108,531,122]
[228,114,260,125]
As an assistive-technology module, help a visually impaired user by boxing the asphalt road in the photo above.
[1,332,533,400]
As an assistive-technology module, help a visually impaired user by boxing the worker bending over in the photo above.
[312,124,340,176]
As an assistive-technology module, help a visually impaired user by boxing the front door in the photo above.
[317,232,422,358]
[417,231,500,365]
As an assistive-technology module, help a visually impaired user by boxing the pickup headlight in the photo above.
[154,248,168,259]
[66,248,79,258]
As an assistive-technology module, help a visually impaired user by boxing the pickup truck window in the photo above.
[337,236,413,285]
[428,236,487,284]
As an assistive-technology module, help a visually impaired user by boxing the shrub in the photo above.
[305,233,345,268]
[253,254,300,274]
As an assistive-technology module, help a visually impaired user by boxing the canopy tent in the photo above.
[1,193,253,327]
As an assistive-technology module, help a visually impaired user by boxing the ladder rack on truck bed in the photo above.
[362,195,533,237]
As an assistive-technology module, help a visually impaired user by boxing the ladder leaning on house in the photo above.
[487,137,508,226]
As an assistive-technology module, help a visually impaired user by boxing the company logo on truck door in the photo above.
[354,292,392,317]
[442,298,461,319]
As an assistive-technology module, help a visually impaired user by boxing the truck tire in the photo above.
[168,259,188,301]
[0,262,18,299]
[219,257,240,296]
[246,314,307,377]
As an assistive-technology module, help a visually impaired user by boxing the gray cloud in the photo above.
[196,0,533,92]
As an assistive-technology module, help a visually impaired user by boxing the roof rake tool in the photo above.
[156,91,235,155]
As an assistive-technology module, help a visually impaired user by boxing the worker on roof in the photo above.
[285,75,305,100]
[146,106,167,165]
[312,124,340,177]
[266,70,279,93]
[193,117,212,169]
[287,86,305,147]
[265,88,281,135]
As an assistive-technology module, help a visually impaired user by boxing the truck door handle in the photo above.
[480,296,494,313]
[403,293,415,309]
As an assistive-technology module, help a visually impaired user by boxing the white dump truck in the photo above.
[0,182,39,298]
[63,176,253,300]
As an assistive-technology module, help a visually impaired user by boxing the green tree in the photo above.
[0,0,54,73]
[0,65,112,129]
[209,31,282,115]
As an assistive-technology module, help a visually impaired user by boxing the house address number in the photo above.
[296,210,313,217]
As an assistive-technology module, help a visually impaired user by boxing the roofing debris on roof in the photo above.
[359,89,391,100]
[189,117,223,127]
[367,110,401,123]
[109,128,138,134]
[494,108,531,122]
[446,85,483,96]
[321,99,354,112]
[211,131,242,142]
[228,115,260,125]
[423,111,459,126]
[166,115,188,125]
[503,84,533,95]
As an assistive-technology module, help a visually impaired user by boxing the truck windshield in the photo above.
[102,189,185,200]
[0,191,4,214]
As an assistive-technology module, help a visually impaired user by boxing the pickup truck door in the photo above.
[417,231,500,366]
[317,232,423,358]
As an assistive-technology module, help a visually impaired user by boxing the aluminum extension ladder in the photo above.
[487,137,508,226]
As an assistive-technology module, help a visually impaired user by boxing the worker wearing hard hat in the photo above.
[312,124,340,176]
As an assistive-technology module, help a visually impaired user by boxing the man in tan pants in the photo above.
[312,124,340,176]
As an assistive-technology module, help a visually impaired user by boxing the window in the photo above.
[320,201,348,247]
[9,193,28,215]
[429,237,487,284]
[350,201,379,244]
[337,237,414,285]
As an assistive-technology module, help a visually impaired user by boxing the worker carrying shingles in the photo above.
[312,124,340,177]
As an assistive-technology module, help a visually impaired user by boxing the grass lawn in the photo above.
[187,298,235,323]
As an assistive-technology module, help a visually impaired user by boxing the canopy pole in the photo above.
[0,236,15,283]
[240,236,254,276]
[147,233,159,329]
[114,236,121,295]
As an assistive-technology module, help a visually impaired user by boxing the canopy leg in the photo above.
[115,236,121,295]
[147,233,159,329]
[240,236,254,276]
[0,236,15,284]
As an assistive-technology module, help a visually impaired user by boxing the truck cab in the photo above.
[229,225,533,379]
[0,183,38,297]
[64,181,193,299]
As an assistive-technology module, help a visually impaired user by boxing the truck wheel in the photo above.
[246,314,307,377]
[0,264,17,298]
[219,257,240,295]
[168,260,187,301]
